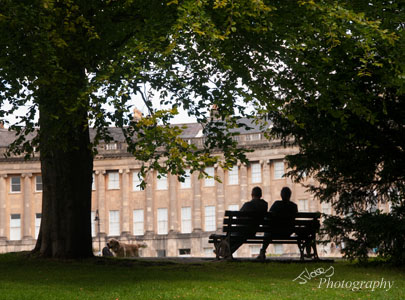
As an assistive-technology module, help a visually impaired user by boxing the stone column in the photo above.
[262,160,272,204]
[121,169,130,236]
[145,171,154,236]
[215,165,225,231]
[168,174,178,233]
[268,159,275,205]
[240,163,248,207]
[0,175,7,241]
[191,172,202,256]
[192,172,202,231]
[167,173,179,257]
[96,170,106,235]
[22,173,33,239]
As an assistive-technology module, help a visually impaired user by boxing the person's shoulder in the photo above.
[289,201,298,212]
[259,199,268,206]
[269,200,282,210]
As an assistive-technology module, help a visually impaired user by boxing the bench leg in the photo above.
[213,236,232,260]
[298,240,305,260]
[302,236,319,260]
[311,239,319,260]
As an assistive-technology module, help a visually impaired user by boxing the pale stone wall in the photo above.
[0,138,357,257]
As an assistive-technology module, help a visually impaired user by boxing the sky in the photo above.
[2,92,198,129]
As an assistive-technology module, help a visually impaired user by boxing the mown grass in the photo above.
[0,253,404,300]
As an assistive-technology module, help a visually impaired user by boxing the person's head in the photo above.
[280,187,292,202]
[251,186,262,199]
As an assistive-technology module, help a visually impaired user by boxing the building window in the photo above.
[156,173,167,190]
[178,248,191,257]
[10,176,21,193]
[274,244,284,255]
[204,247,214,257]
[35,213,41,239]
[228,166,238,185]
[91,211,96,237]
[204,206,216,231]
[321,202,332,215]
[10,214,21,241]
[181,207,192,234]
[274,161,284,179]
[105,143,118,150]
[108,172,120,190]
[299,199,309,212]
[132,171,143,191]
[180,169,191,189]
[246,133,261,141]
[133,209,144,236]
[204,167,215,187]
[109,210,120,236]
[157,208,168,235]
[232,135,240,142]
[250,245,261,257]
[251,163,262,183]
[157,250,166,257]
[228,204,239,211]
[35,176,43,192]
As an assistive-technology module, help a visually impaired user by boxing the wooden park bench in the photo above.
[208,210,321,260]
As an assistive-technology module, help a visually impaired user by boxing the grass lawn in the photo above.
[0,253,404,300]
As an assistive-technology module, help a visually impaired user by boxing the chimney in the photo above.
[209,104,220,120]
[133,108,143,121]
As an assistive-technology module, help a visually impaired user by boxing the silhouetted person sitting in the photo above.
[257,186,297,260]
[228,186,268,255]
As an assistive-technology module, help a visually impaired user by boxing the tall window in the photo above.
[109,210,120,236]
[10,214,21,240]
[157,208,168,234]
[108,172,120,190]
[156,173,167,190]
[133,209,144,235]
[35,176,43,192]
[35,213,41,239]
[132,171,143,191]
[91,174,96,191]
[180,169,191,189]
[251,163,262,183]
[274,161,284,179]
[204,206,216,231]
[204,167,215,187]
[299,199,309,212]
[181,207,192,234]
[91,211,96,237]
[228,166,238,185]
[10,176,21,193]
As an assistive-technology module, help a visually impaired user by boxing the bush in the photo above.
[322,205,405,265]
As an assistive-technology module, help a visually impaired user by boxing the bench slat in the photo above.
[210,210,321,260]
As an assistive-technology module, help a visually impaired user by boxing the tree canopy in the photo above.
[1,0,403,259]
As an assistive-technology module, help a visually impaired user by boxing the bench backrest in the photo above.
[222,210,320,235]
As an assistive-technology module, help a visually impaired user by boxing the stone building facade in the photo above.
[0,121,334,257]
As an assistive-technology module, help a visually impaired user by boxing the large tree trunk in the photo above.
[33,70,94,258]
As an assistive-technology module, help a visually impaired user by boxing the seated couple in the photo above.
[230,186,297,260]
